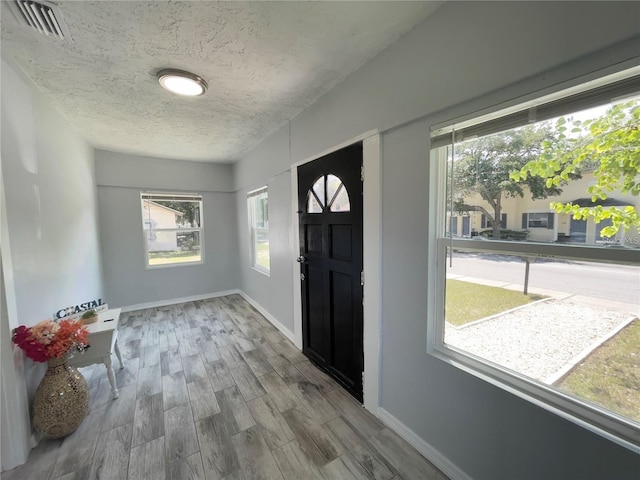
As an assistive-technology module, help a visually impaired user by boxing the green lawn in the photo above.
[557,319,640,423]
[256,242,270,270]
[149,250,201,265]
[445,279,545,326]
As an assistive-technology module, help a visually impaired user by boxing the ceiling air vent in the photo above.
[8,0,70,40]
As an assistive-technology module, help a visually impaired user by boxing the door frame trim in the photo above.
[1,164,33,470]
[290,130,381,414]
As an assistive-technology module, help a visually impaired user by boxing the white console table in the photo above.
[68,308,124,399]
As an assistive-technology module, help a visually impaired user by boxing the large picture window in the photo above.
[248,187,269,273]
[141,193,203,267]
[429,68,640,452]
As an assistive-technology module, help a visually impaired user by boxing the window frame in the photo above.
[427,68,640,453]
[140,192,204,269]
[306,174,352,214]
[247,186,270,275]
[526,212,553,229]
[480,213,506,230]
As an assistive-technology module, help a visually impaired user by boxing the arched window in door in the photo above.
[306,174,351,213]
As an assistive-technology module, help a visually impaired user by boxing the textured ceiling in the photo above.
[1,1,441,162]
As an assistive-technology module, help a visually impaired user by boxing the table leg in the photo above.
[104,355,119,399]
[114,340,124,369]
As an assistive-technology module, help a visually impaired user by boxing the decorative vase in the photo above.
[32,354,90,438]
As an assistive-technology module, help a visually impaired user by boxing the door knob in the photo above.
[296,256,306,263]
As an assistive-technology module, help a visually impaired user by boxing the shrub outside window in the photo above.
[248,187,269,273]
[429,68,640,452]
[141,193,203,267]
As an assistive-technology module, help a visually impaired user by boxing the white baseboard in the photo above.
[378,408,472,480]
[120,289,239,313]
[237,291,296,344]
[119,289,297,346]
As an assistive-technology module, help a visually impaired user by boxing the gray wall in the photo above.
[1,56,104,467]
[235,125,295,333]
[2,58,104,323]
[232,2,640,478]
[235,169,295,334]
[95,151,239,308]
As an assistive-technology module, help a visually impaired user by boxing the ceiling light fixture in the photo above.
[157,69,207,96]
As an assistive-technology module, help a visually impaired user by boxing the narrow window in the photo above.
[141,193,203,267]
[248,187,269,273]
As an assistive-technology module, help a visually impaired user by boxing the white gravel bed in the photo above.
[445,300,634,383]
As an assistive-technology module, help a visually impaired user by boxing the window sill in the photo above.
[427,341,640,454]
[146,260,204,270]
[251,265,270,277]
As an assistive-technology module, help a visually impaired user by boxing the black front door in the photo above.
[297,143,363,402]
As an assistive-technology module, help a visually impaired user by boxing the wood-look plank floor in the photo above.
[2,295,448,480]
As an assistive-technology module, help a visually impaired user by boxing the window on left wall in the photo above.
[248,187,270,273]
[141,193,203,267]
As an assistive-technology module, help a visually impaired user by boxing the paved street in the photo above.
[447,252,639,309]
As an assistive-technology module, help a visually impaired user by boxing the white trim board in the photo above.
[378,408,473,480]
[0,165,32,471]
[362,134,382,413]
[237,290,296,343]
